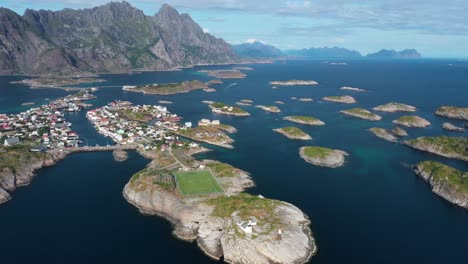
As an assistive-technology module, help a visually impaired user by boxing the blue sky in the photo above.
[2,0,468,58]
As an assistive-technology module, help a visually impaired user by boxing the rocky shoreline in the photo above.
[392,115,431,128]
[123,150,317,263]
[274,127,312,140]
[404,136,468,161]
[373,102,417,112]
[270,80,318,86]
[435,106,468,120]
[413,161,468,209]
[284,116,325,126]
[323,95,356,104]
[341,108,381,121]
[369,128,398,142]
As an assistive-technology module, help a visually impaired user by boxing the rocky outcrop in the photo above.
[442,122,464,132]
[369,128,398,142]
[284,116,325,126]
[0,2,236,76]
[299,146,348,168]
[414,161,468,209]
[392,115,431,128]
[124,161,316,264]
[392,127,408,137]
[113,150,128,162]
[436,106,468,120]
[404,136,468,161]
[373,102,417,112]
[274,127,312,140]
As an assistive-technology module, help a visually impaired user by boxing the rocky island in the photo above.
[392,115,431,128]
[323,95,356,104]
[123,80,208,95]
[12,77,105,89]
[299,146,348,168]
[404,136,468,161]
[124,147,316,264]
[442,122,464,132]
[340,108,382,121]
[373,102,417,112]
[200,70,247,79]
[209,102,250,116]
[435,106,468,120]
[113,150,128,162]
[256,105,281,113]
[340,86,366,92]
[174,123,236,149]
[274,127,312,140]
[369,128,398,142]
[298,98,314,102]
[270,80,319,86]
[392,127,408,137]
[414,161,468,209]
[284,116,325,126]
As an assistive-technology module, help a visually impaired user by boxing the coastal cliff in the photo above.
[414,161,468,209]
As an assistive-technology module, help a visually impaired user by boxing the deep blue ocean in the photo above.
[0,59,467,263]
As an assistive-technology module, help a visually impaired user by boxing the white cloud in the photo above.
[203,28,210,33]
[245,38,266,44]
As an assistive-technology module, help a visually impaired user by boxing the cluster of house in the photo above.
[86,103,191,146]
[49,89,96,112]
[197,118,220,126]
[1,104,80,150]
[236,217,258,234]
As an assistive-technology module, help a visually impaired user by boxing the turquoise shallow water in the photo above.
[0,59,467,263]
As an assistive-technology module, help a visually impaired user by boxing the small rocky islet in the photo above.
[392,115,431,128]
[404,136,468,162]
[442,122,464,132]
[299,146,348,168]
[341,108,381,121]
[256,105,281,113]
[373,102,417,112]
[269,80,319,86]
[284,116,325,126]
[392,126,408,137]
[369,128,398,142]
[274,127,312,140]
[323,95,356,104]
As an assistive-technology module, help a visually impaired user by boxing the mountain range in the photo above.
[231,41,284,58]
[0,2,236,76]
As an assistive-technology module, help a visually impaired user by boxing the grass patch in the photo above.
[302,146,333,159]
[418,161,468,193]
[175,170,223,195]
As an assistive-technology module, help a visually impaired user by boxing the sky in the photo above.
[2,0,468,58]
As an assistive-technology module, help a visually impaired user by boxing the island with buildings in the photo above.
[209,102,250,116]
[299,146,348,168]
[122,80,209,95]
[274,127,312,140]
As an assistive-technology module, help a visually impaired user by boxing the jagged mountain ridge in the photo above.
[0,2,236,75]
[284,47,362,58]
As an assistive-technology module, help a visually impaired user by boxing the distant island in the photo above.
[284,116,325,126]
[274,127,312,140]
[367,49,422,59]
[341,108,381,121]
[414,161,468,209]
[340,86,366,92]
[299,146,348,168]
[323,95,356,104]
[199,69,247,79]
[270,80,319,86]
[123,80,208,95]
[232,41,284,58]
